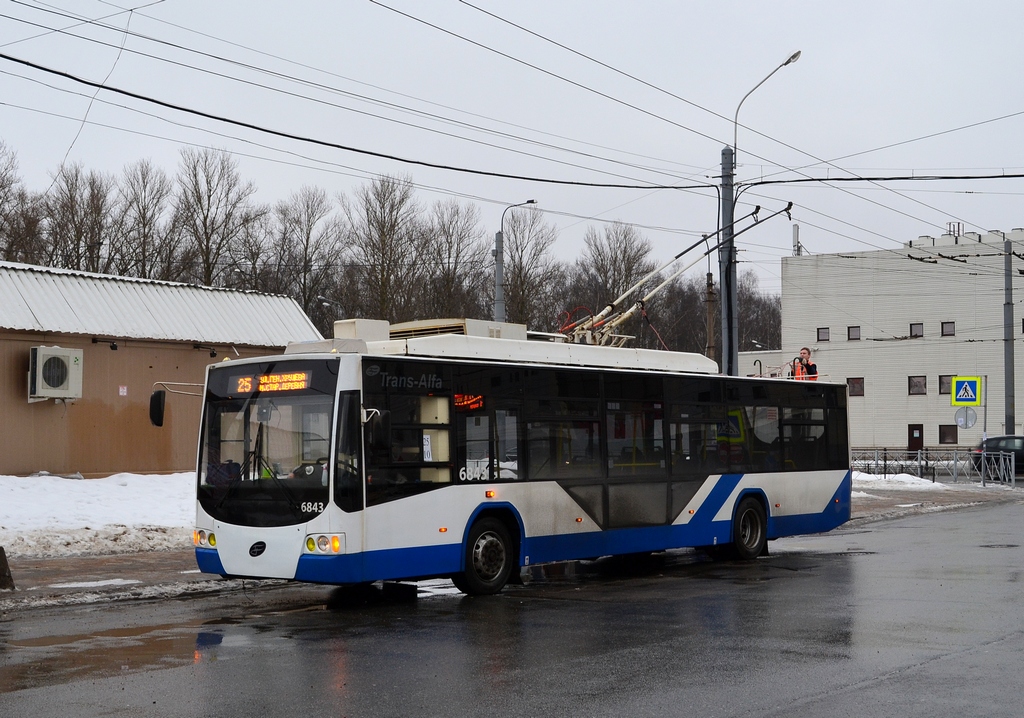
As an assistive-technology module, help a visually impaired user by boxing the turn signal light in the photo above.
[194,530,216,548]
[304,534,345,554]
[575,517,583,523]
[485,490,496,498]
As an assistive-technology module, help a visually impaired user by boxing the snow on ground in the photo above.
[0,469,978,560]
[0,472,193,559]
[851,470,950,492]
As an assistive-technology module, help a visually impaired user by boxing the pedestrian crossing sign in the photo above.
[951,376,982,406]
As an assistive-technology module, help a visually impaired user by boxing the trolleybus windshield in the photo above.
[197,359,341,527]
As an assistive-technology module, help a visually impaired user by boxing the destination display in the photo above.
[232,370,312,394]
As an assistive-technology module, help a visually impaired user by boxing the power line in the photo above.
[0,51,714,191]
[7,2,707,185]
[441,1,986,234]
[749,172,1024,187]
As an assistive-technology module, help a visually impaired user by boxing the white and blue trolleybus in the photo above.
[174,318,851,595]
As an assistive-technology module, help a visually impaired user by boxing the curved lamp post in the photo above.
[494,199,536,323]
[720,50,800,376]
[733,50,801,165]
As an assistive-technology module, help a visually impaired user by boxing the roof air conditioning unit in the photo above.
[28,346,84,401]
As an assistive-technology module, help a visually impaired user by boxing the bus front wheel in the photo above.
[452,518,513,596]
[733,497,767,560]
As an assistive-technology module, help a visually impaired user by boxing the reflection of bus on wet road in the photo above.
[154,319,850,596]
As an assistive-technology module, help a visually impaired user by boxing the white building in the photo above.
[742,228,1024,449]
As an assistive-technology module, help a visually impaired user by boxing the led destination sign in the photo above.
[233,371,311,394]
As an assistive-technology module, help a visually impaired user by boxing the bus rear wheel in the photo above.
[452,518,513,596]
[733,496,767,560]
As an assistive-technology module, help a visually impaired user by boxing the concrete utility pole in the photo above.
[719,146,738,376]
[494,199,536,323]
[1004,234,1015,433]
[722,50,801,376]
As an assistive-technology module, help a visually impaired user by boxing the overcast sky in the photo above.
[0,1,1022,293]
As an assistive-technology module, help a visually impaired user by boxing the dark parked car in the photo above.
[972,435,1024,474]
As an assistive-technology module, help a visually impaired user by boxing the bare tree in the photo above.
[654,273,711,354]
[342,175,427,322]
[173,148,262,286]
[0,145,47,265]
[1,187,45,264]
[503,207,564,330]
[271,186,344,323]
[44,163,119,273]
[738,270,781,350]
[578,223,655,304]
[565,222,657,337]
[115,159,176,279]
[0,142,22,258]
[226,211,273,291]
[422,198,489,319]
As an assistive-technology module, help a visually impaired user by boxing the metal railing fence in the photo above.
[850,447,1016,487]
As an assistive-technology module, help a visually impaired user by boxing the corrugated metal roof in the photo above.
[0,262,323,346]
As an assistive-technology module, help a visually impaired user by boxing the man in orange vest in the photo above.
[791,347,818,380]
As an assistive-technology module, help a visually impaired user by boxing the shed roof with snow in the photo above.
[0,262,322,347]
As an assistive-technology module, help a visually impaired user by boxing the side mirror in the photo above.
[149,390,166,427]
[369,410,391,451]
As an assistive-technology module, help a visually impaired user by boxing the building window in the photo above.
[847,377,865,397]
[909,376,927,395]
[939,425,958,445]
[941,321,955,337]
[817,327,830,342]
[848,326,861,341]
[910,323,924,338]
[939,375,953,395]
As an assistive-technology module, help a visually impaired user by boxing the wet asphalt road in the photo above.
[2,499,1024,718]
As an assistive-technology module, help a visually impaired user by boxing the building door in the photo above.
[908,424,924,451]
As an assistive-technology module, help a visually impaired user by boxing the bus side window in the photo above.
[364,393,453,506]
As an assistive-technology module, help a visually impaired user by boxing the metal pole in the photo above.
[720,145,737,375]
[1004,235,1015,434]
[983,374,988,438]
[494,230,505,323]
[724,51,799,376]
[494,199,536,323]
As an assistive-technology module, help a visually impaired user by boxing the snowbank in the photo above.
[0,472,193,558]
[851,471,949,491]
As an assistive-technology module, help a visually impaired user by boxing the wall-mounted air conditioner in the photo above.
[28,346,84,401]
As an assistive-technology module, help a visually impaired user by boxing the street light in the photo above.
[733,50,801,166]
[494,199,537,323]
[720,50,800,377]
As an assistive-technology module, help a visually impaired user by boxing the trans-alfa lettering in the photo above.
[377,372,443,390]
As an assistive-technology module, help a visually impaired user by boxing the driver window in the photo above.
[335,391,362,512]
